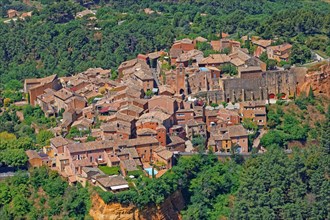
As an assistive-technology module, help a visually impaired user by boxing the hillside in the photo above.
[0,1,329,220]
[0,0,330,88]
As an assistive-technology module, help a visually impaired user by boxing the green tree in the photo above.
[320,105,330,154]
[0,183,11,206]
[0,148,28,167]
[36,130,54,147]
[10,195,31,218]
[290,44,312,64]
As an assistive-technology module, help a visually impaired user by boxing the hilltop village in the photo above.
[22,34,325,192]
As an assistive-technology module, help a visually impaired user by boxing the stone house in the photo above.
[26,150,43,168]
[238,66,263,79]
[240,101,267,127]
[198,54,231,67]
[152,146,173,169]
[148,95,179,115]
[267,43,292,62]
[185,119,207,140]
[209,124,249,153]
[217,108,240,126]
[24,74,62,106]
[253,39,272,58]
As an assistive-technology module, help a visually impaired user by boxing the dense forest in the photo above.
[0,167,91,219]
[0,97,329,219]
[0,0,330,89]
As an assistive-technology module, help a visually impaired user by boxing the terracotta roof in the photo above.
[199,54,230,65]
[119,104,144,114]
[82,167,104,178]
[268,43,292,52]
[253,39,272,48]
[26,150,41,160]
[66,140,114,153]
[54,88,74,101]
[230,58,245,67]
[72,158,93,168]
[154,147,173,160]
[121,159,139,172]
[229,49,251,62]
[186,119,205,127]
[137,111,171,123]
[158,85,175,95]
[127,137,159,147]
[72,118,93,128]
[167,136,185,146]
[148,51,164,60]
[134,69,154,80]
[50,136,71,148]
[96,175,128,188]
[170,48,183,58]
[127,148,139,158]
[25,74,57,85]
[118,59,138,70]
[228,125,248,137]
[100,121,131,135]
[177,49,204,62]
[217,108,239,117]
[108,112,136,123]
[37,91,55,104]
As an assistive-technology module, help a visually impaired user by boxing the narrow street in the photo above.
[252,128,268,149]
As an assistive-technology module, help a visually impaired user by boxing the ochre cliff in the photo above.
[297,64,330,97]
[89,190,185,220]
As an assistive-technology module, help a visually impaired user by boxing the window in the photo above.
[77,155,81,160]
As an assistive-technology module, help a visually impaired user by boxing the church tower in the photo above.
[176,64,186,95]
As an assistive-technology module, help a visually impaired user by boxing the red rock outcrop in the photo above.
[297,64,330,97]
[89,190,185,220]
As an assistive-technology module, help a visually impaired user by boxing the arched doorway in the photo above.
[268,93,275,99]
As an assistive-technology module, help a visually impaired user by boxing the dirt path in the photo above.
[252,128,268,148]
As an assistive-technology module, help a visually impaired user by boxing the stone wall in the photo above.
[200,69,297,103]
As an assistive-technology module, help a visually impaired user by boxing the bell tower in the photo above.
[176,64,186,95]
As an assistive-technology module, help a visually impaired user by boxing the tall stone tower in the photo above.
[176,64,186,95]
